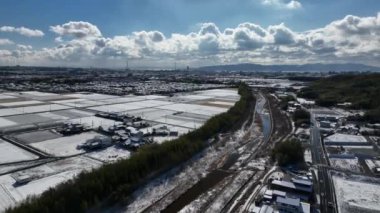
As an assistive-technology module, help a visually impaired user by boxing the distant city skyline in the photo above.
[0,0,379,68]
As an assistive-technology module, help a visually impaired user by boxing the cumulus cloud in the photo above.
[1,13,379,67]
[50,21,102,39]
[17,44,33,50]
[0,38,13,45]
[0,26,44,37]
[262,0,302,10]
[0,49,12,57]
[286,0,302,9]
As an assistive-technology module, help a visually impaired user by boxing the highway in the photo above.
[310,112,336,213]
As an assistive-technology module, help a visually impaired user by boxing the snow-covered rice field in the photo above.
[0,100,43,107]
[14,130,61,144]
[85,146,131,163]
[0,94,17,100]
[0,118,18,128]
[51,109,93,119]
[365,159,380,171]
[128,108,177,121]
[0,156,101,212]
[207,101,235,106]
[70,116,122,129]
[156,103,225,115]
[0,104,72,117]
[30,131,106,156]
[58,100,104,108]
[0,139,38,163]
[64,93,117,100]
[333,173,380,213]
[0,89,239,211]
[99,96,147,104]
[330,158,361,172]
[19,91,57,97]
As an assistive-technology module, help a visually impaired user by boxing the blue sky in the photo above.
[0,0,379,68]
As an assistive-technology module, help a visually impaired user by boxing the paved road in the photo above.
[310,112,336,213]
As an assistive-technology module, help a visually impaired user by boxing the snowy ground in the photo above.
[330,158,362,172]
[0,100,44,107]
[69,116,122,129]
[0,89,239,211]
[13,130,62,144]
[333,173,380,213]
[364,159,380,171]
[64,93,118,100]
[0,139,38,164]
[0,156,101,212]
[0,104,72,117]
[30,131,106,156]
[0,118,18,128]
[85,146,131,163]
[304,149,312,164]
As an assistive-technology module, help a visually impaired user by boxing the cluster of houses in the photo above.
[3,78,224,96]
[56,123,92,135]
[251,175,312,213]
[65,112,180,151]
[312,112,380,176]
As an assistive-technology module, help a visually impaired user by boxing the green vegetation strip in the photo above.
[299,73,380,123]
[8,83,254,213]
[272,139,304,167]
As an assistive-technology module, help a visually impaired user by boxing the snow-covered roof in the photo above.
[292,178,313,186]
[276,196,300,207]
[273,190,287,197]
[272,180,313,193]
[300,202,310,213]
[325,133,367,143]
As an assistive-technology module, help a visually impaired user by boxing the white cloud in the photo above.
[286,0,302,9]
[0,38,13,45]
[17,44,33,50]
[50,21,102,39]
[0,26,44,37]
[1,13,379,67]
[262,0,302,10]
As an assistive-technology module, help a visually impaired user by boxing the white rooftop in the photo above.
[325,133,367,143]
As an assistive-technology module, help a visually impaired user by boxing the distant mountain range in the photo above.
[197,63,380,72]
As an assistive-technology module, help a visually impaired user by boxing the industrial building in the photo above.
[324,133,371,147]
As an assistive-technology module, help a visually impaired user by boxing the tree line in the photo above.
[7,83,255,213]
[298,73,380,123]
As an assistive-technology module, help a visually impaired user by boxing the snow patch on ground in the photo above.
[330,158,361,172]
[85,146,131,163]
[0,139,38,164]
[30,131,105,156]
[0,156,101,212]
[333,173,380,213]
[365,159,380,171]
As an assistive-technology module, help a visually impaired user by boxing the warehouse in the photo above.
[324,133,371,147]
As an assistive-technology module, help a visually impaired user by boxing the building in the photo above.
[324,133,371,147]
[274,197,310,213]
[319,121,332,129]
[275,197,300,213]
[271,179,313,200]
[249,204,274,213]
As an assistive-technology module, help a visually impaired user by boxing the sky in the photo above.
[0,0,379,68]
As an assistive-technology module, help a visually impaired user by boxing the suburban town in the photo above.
[0,67,378,213]
[1,0,379,212]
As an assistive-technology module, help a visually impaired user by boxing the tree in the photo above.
[272,139,304,166]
